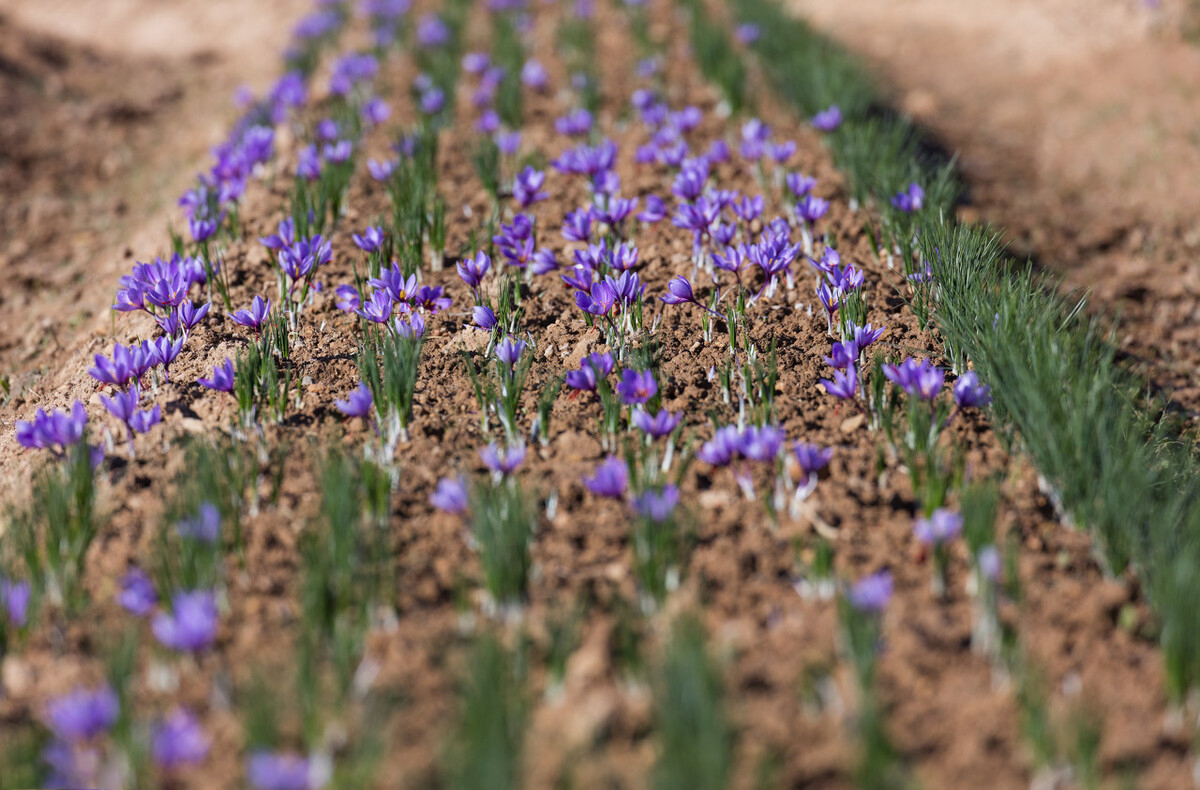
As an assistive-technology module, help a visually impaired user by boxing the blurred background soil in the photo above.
[0,0,307,388]
[787,0,1200,415]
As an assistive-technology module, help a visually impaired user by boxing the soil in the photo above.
[786,0,1200,418]
[0,0,1194,788]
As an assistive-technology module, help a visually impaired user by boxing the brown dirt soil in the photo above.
[0,0,1193,788]
[786,0,1200,419]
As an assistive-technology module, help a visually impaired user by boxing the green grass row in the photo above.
[730,0,1200,700]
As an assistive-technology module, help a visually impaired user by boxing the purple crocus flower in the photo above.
[738,424,785,461]
[494,336,527,369]
[636,195,667,224]
[1,578,30,628]
[849,322,886,349]
[117,568,158,616]
[152,589,219,653]
[368,158,398,181]
[496,131,522,156]
[88,343,139,388]
[564,352,612,390]
[177,502,221,544]
[793,443,833,476]
[46,686,120,742]
[176,300,211,337]
[99,386,140,423]
[632,485,680,522]
[16,401,88,454]
[462,51,490,74]
[229,295,272,333]
[914,508,963,546]
[360,97,391,126]
[847,570,892,613]
[660,276,697,306]
[473,305,497,330]
[479,442,526,476]
[952,372,992,409]
[521,58,547,89]
[561,208,593,243]
[531,248,559,275]
[150,336,185,381]
[820,367,858,400]
[882,358,944,401]
[419,87,445,115]
[356,289,396,324]
[431,476,469,514]
[198,358,235,392]
[584,456,628,498]
[575,281,618,317]
[631,408,681,438]
[823,340,859,370]
[457,251,491,289]
[352,226,386,253]
[795,194,829,224]
[246,751,315,790]
[696,425,741,466]
[334,382,374,418]
[416,13,449,47]
[334,284,361,313]
[811,105,843,132]
[152,709,210,769]
[734,22,760,44]
[616,369,657,405]
[978,545,1002,582]
[890,182,925,213]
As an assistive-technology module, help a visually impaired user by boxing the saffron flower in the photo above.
[152,709,210,769]
[849,322,886,349]
[564,352,613,391]
[795,194,829,224]
[637,195,667,224]
[494,336,527,368]
[811,105,843,132]
[177,502,221,543]
[820,367,858,400]
[334,382,374,419]
[101,387,161,442]
[914,508,963,546]
[198,358,235,392]
[152,589,219,653]
[334,284,361,313]
[457,251,491,290]
[890,182,925,213]
[46,686,120,742]
[616,369,657,405]
[738,424,785,461]
[823,340,859,370]
[88,343,141,388]
[575,281,617,317]
[847,570,892,613]
[150,335,185,381]
[793,443,833,476]
[632,485,680,522]
[117,568,158,616]
[584,456,629,498]
[513,166,548,207]
[480,442,526,476]
[352,226,386,253]
[1,577,30,628]
[229,295,272,333]
[356,288,396,324]
[631,408,681,438]
[660,276,697,306]
[882,358,944,401]
[16,401,88,454]
[246,751,316,790]
[431,476,469,514]
[696,425,742,466]
[473,305,497,330]
[952,371,992,409]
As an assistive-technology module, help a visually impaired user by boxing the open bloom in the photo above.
[246,751,317,790]
[480,442,526,476]
[117,568,158,616]
[564,352,614,391]
[199,359,235,392]
[914,508,963,546]
[494,336,527,368]
[152,709,210,769]
[847,570,892,613]
[633,485,680,522]
[584,456,628,498]
[811,105,843,132]
[229,295,272,333]
[696,425,742,466]
[431,476,469,514]
[890,182,925,213]
[46,686,120,742]
[334,382,373,419]
[457,251,491,289]
[1,577,30,628]
[820,367,858,400]
[793,443,833,476]
[16,401,88,454]
[631,408,681,438]
[883,358,944,401]
[616,369,657,405]
[152,589,218,653]
[952,371,992,409]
